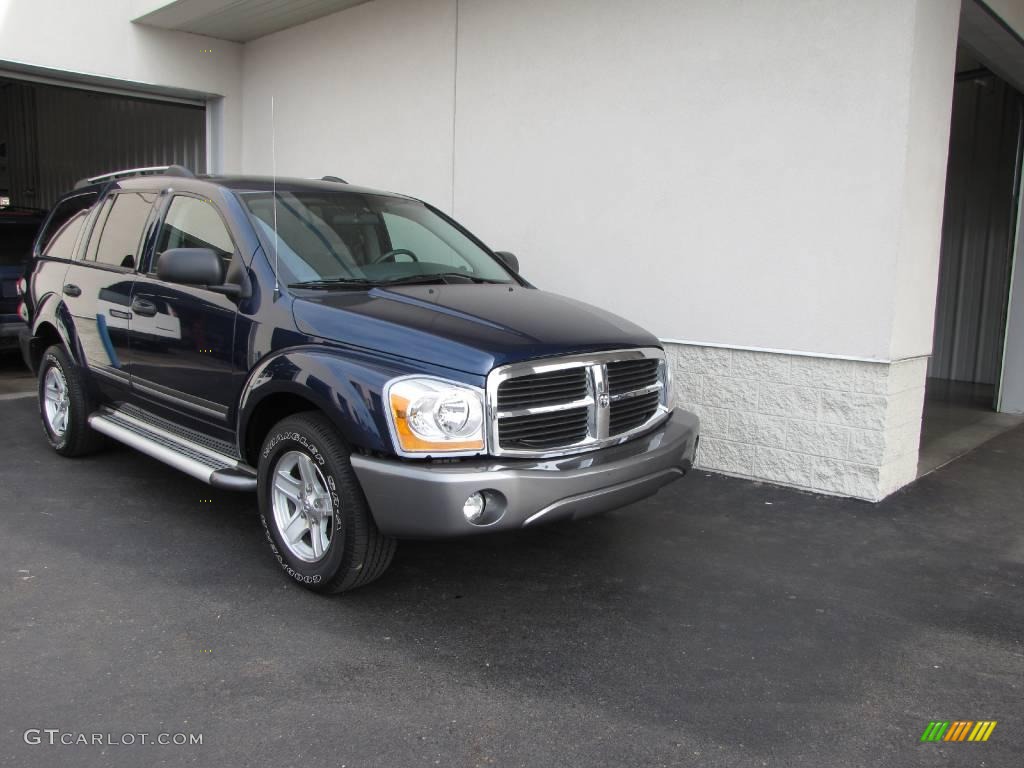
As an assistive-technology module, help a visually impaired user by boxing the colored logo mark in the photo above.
[920,721,997,742]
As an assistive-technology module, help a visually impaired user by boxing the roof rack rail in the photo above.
[321,175,348,184]
[74,165,195,189]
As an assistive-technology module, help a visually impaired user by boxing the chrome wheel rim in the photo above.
[43,366,70,437]
[271,450,334,563]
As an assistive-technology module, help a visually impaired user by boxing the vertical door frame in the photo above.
[997,110,1024,412]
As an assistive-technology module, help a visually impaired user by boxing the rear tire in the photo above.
[37,344,105,457]
[257,412,396,593]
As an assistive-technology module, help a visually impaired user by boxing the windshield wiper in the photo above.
[288,277,376,289]
[290,273,507,290]
[378,272,505,286]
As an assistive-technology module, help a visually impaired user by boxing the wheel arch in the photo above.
[242,390,327,466]
[29,321,64,373]
[29,294,83,371]
[237,347,402,466]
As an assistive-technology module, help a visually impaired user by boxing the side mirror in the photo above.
[157,248,223,286]
[494,251,519,274]
[156,247,245,297]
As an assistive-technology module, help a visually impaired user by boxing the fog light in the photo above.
[463,492,486,523]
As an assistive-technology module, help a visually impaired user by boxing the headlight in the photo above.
[386,376,486,456]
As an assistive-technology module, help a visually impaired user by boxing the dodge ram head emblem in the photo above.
[598,393,610,408]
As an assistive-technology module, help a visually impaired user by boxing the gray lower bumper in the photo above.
[351,408,699,538]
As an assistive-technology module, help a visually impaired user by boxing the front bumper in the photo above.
[350,408,699,538]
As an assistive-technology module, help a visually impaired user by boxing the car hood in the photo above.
[291,284,659,375]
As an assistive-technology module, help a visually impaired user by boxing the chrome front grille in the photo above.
[609,390,661,435]
[497,406,590,451]
[496,367,588,410]
[606,359,660,394]
[487,348,670,457]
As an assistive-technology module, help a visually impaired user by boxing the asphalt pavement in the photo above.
[0,352,34,397]
[0,393,1021,767]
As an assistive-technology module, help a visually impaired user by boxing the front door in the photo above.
[128,193,238,423]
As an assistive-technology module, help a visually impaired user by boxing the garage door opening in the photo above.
[0,76,206,211]
[919,44,1024,476]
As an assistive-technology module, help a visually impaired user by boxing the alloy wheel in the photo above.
[43,366,70,437]
[271,450,335,562]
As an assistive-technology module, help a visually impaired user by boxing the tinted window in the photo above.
[38,193,97,260]
[155,196,235,274]
[87,192,157,269]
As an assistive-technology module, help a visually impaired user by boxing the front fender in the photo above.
[237,345,484,457]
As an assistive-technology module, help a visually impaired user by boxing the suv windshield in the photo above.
[242,191,514,287]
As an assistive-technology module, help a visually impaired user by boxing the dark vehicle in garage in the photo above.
[0,204,47,354]
[20,166,699,593]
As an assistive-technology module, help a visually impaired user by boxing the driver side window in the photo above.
[155,196,235,280]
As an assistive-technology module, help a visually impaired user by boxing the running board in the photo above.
[88,408,257,492]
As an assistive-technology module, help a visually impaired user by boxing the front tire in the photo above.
[37,344,105,457]
[257,412,396,593]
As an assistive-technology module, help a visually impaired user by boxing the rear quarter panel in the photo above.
[27,259,79,367]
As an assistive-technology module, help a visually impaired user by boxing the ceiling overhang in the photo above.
[960,1,1024,92]
[132,0,371,43]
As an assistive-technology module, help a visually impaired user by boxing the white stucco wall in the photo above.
[0,0,244,170]
[453,0,963,362]
[240,0,456,208]
[240,0,960,365]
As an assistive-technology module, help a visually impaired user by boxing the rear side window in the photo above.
[85,192,157,269]
[38,193,97,260]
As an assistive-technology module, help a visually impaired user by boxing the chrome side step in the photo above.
[88,407,257,492]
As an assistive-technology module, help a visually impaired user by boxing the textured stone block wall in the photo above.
[665,343,927,501]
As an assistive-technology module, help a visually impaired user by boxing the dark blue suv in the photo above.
[20,166,699,592]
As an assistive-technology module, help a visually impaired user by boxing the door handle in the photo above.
[62,283,81,297]
[131,297,158,317]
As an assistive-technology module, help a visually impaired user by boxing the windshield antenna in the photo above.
[271,95,280,299]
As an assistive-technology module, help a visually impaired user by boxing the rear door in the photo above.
[61,189,158,396]
[128,193,238,423]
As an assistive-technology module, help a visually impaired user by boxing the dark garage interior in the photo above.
[0,76,206,211]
